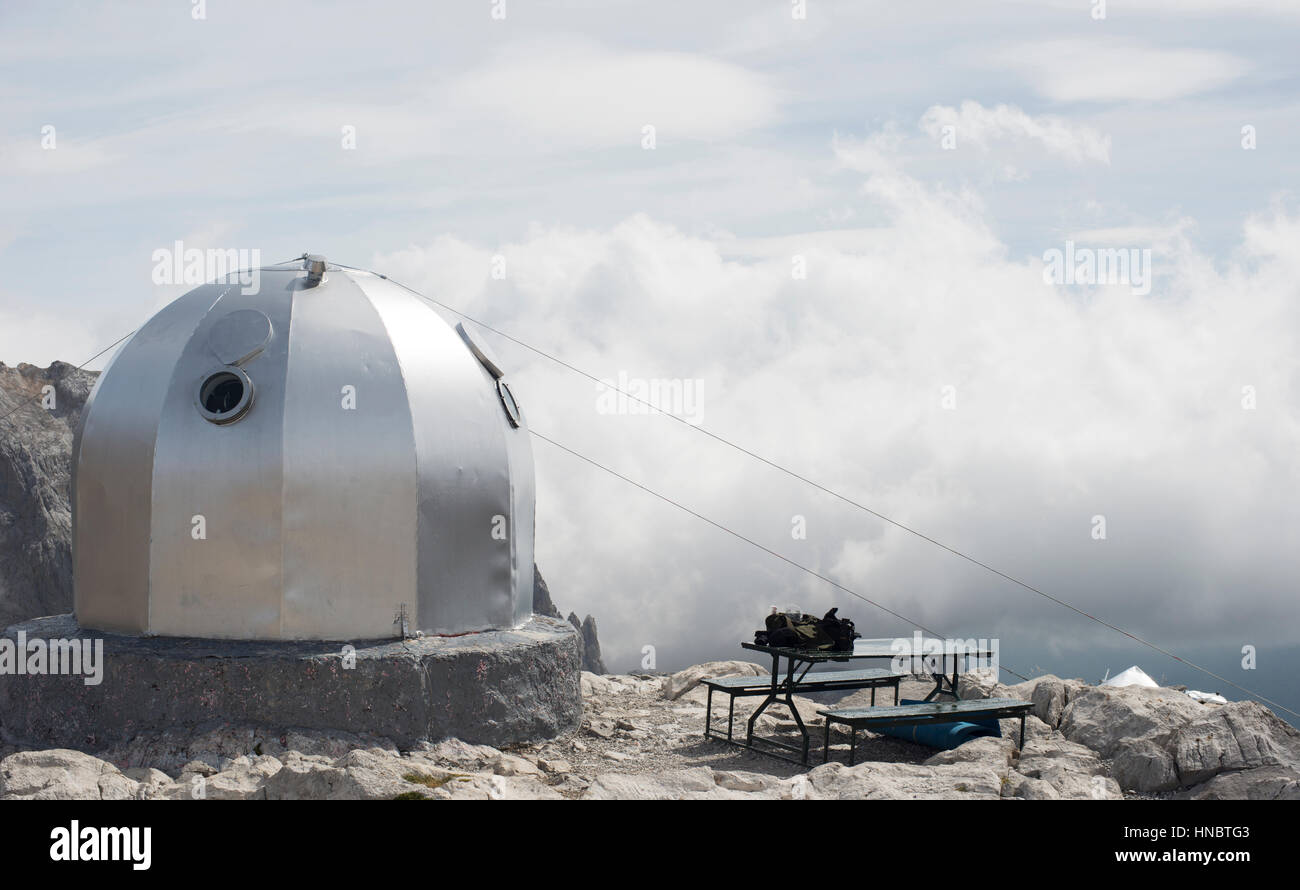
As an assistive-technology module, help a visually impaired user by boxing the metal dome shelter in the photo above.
[72,256,536,641]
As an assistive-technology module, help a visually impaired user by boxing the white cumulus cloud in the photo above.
[920,101,1111,163]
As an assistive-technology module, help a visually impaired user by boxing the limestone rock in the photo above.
[422,773,563,800]
[581,672,619,697]
[1059,685,1212,792]
[1018,737,1107,777]
[923,735,1017,768]
[1029,676,1091,727]
[1004,771,1060,799]
[999,714,1053,746]
[263,748,414,800]
[1176,765,1300,800]
[582,767,758,800]
[956,668,1001,700]
[1060,684,1204,758]
[0,748,140,800]
[662,660,765,700]
[1109,739,1181,792]
[1170,701,1300,786]
[799,761,1004,800]
[411,737,501,769]
[184,755,283,801]
[490,752,542,777]
[714,770,781,794]
[0,362,97,627]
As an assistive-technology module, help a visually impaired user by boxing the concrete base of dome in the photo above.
[0,613,581,751]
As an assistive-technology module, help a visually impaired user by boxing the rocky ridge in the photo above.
[0,362,96,629]
[1,661,1294,800]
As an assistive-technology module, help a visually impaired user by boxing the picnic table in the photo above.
[850,637,998,701]
[706,636,1001,766]
[729,642,907,765]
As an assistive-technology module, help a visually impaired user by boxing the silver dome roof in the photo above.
[72,260,534,641]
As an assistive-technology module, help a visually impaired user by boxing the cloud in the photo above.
[0,134,119,175]
[920,101,1111,164]
[434,39,781,154]
[999,0,1300,17]
[995,39,1249,102]
[0,302,99,370]
[377,135,1299,674]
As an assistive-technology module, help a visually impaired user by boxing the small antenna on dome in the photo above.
[303,254,327,287]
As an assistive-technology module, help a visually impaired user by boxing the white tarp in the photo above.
[1102,665,1159,688]
[1103,665,1228,705]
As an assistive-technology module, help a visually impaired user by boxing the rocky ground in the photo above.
[1,660,1296,800]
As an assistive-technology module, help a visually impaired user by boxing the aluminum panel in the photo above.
[146,277,294,638]
[279,271,417,640]
[359,275,523,633]
[73,284,226,634]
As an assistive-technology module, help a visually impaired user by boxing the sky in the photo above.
[1,1,1297,710]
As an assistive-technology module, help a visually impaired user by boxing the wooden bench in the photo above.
[818,697,1034,764]
[703,668,903,743]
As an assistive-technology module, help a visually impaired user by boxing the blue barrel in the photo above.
[874,699,1003,750]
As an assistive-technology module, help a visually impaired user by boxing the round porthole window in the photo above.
[197,367,254,424]
[497,380,522,428]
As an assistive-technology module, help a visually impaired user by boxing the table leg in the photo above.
[727,696,736,741]
[822,719,831,764]
[705,686,714,738]
[745,653,783,744]
[781,657,810,765]
[1019,713,1026,750]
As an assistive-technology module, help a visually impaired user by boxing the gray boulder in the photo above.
[1018,737,1108,778]
[1059,685,1206,792]
[923,735,1017,767]
[1004,771,1061,799]
[799,761,1005,800]
[661,660,765,700]
[1170,700,1300,786]
[1058,684,1300,794]
[582,767,755,800]
[0,362,97,628]
[0,747,140,800]
[1015,737,1121,799]
[1176,765,1300,800]
[963,674,1089,730]
[1060,684,1204,758]
[1029,676,1090,728]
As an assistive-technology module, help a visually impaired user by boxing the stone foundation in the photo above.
[0,613,581,751]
